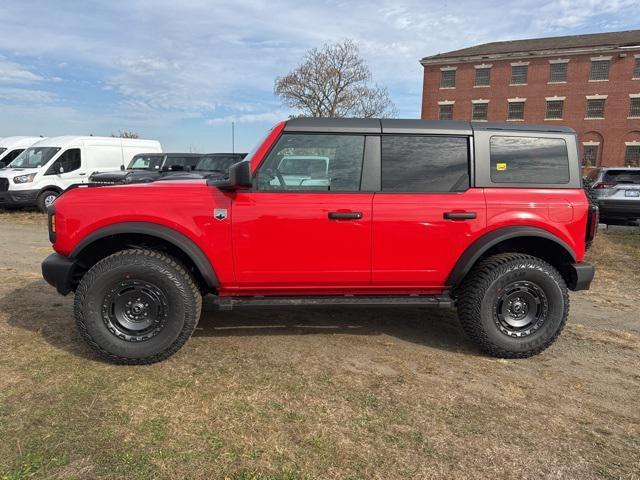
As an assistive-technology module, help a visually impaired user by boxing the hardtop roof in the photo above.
[283,118,575,135]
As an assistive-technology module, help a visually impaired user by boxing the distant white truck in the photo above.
[0,136,162,211]
[0,136,44,167]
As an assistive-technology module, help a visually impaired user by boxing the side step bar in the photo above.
[214,294,454,311]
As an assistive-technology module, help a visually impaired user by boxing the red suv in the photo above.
[42,118,597,364]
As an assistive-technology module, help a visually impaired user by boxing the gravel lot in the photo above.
[0,212,638,479]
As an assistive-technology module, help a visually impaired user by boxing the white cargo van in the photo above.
[0,136,162,211]
[0,136,44,167]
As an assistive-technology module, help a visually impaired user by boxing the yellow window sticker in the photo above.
[496,162,507,171]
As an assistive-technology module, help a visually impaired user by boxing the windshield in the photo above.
[604,170,640,185]
[128,155,164,170]
[9,147,61,168]
[195,155,240,173]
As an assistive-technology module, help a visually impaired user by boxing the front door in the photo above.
[45,148,85,188]
[372,134,486,288]
[231,133,373,291]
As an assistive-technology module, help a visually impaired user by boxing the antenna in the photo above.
[232,121,235,154]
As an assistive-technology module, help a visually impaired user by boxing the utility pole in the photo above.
[231,121,235,154]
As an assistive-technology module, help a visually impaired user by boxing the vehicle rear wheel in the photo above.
[74,249,202,364]
[37,190,59,212]
[456,253,568,358]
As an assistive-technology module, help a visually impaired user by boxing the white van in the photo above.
[0,136,44,167]
[0,136,162,211]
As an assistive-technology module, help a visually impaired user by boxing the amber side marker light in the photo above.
[47,208,56,243]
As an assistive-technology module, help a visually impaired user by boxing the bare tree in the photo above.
[111,130,140,139]
[274,39,397,118]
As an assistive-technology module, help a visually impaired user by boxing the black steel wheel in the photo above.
[457,253,568,358]
[102,279,169,342]
[74,249,202,364]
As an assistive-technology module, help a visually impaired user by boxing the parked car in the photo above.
[0,136,44,168]
[42,118,596,364]
[193,153,247,176]
[90,153,204,185]
[584,167,640,225]
[0,136,161,211]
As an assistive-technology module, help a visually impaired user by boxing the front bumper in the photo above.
[568,262,595,291]
[598,199,640,220]
[0,189,39,207]
[42,253,76,295]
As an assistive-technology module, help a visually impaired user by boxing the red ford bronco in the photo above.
[42,118,597,364]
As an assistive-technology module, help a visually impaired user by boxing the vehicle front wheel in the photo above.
[74,249,202,364]
[37,190,59,212]
[456,253,569,358]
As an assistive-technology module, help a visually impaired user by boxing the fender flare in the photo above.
[70,222,219,288]
[38,185,64,195]
[447,226,577,287]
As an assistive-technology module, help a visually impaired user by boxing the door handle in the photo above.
[444,211,477,220]
[78,173,87,176]
[328,211,363,220]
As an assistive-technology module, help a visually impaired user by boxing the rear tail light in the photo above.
[585,203,599,249]
[592,182,616,189]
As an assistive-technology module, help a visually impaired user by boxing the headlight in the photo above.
[13,173,37,184]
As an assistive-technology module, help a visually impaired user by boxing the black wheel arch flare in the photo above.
[70,222,220,288]
[447,226,577,288]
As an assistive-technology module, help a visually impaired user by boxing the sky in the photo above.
[0,0,638,152]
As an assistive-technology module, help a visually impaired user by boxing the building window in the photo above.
[511,65,528,85]
[439,104,454,120]
[589,60,610,81]
[475,67,491,86]
[440,70,456,88]
[472,102,488,121]
[508,101,525,120]
[583,145,598,167]
[625,145,640,167]
[629,97,640,118]
[634,58,640,78]
[545,100,564,119]
[586,99,606,119]
[549,63,568,82]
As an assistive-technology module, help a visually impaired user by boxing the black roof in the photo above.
[283,118,574,135]
[421,29,640,63]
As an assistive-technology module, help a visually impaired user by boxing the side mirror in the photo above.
[207,160,252,191]
[56,164,65,174]
[0,162,5,169]
[120,164,125,171]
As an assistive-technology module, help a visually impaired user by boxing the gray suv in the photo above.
[585,167,640,225]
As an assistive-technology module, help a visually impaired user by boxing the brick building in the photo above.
[420,30,640,168]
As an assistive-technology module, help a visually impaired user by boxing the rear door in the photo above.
[231,133,374,290]
[372,135,486,288]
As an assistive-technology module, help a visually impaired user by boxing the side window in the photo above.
[381,136,469,193]
[254,134,365,191]
[3,149,24,163]
[47,148,81,175]
[490,136,569,184]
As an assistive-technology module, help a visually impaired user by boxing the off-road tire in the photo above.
[456,253,569,358]
[74,249,202,364]
[37,190,59,212]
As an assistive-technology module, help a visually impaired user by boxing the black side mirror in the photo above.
[207,160,252,191]
[0,162,5,169]
[120,164,125,171]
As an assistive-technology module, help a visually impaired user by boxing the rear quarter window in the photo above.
[490,136,570,184]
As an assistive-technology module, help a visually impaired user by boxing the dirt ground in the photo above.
[0,211,638,480]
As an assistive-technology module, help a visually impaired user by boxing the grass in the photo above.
[0,212,639,479]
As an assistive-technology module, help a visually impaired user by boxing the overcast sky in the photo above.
[0,0,638,151]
